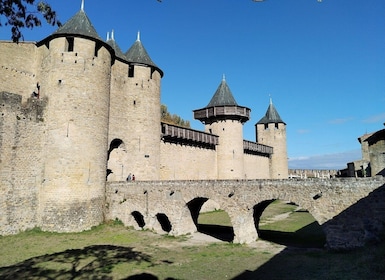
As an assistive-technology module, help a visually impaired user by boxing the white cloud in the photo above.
[362,112,385,124]
[328,117,354,125]
[288,149,361,170]
[297,129,310,134]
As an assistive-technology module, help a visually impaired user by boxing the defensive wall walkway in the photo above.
[105,177,385,250]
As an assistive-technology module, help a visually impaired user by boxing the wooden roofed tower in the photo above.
[194,76,250,179]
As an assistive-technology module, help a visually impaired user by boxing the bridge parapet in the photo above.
[105,177,385,249]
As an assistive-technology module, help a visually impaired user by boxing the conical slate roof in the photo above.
[257,99,285,124]
[52,8,102,41]
[125,32,163,77]
[193,76,250,124]
[106,31,126,61]
[206,77,238,108]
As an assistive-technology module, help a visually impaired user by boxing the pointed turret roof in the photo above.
[125,32,163,76]
[257,98,285,125]
[193,76,250,124]
[36,0,114,56]
[106,30,126,61]
[206,75,238,107]
[52,2,102,41]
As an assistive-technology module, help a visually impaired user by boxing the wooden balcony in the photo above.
[161,122,218,148]
[243,140,273,156]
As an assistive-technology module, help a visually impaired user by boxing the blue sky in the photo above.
[1,0,384,170]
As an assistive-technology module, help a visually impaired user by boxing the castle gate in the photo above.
[105,178,385,250]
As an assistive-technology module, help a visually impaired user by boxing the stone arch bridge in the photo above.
[105,178,385,250]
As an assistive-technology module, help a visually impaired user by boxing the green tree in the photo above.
[0,0,61,42]
[161,104,191,128]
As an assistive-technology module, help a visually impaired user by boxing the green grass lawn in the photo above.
[0,203,383,279]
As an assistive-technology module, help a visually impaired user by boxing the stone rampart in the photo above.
[0,92,46,235]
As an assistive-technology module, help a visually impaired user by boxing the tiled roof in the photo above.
[53,9,102,41]
[125,33,163,77]
[257,99,285,124]
[106,32,126,61]
[206,77,238,107]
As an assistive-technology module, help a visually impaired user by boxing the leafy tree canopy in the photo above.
[0,0,61,42]
[161,104,191,128]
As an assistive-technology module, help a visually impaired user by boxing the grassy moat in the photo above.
[0,201,384,279]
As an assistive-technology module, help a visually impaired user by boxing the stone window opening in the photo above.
[128,65,134,77]
[65,37,74,52]
[94,42,102,57]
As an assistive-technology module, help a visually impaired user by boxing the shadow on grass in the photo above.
[197,224,235,242]
[232,239,385,280]
[0,244,172,279]
[233,183,385,279]
[258,221,326,248]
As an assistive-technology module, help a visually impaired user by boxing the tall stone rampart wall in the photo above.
[159,141,272,180]
[0,42,38,101]
[243,153,270,179]
[0,92,46,235]
[160,141,217,180]
[289,169,339,178]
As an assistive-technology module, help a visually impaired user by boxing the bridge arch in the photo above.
[156,213,172,233]
[105,178,385,250]
[187,197,235,242]
[253,199,326,247]
[131,211,145,228]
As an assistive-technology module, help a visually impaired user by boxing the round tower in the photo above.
[255,98,288,179]
[194,76,250,179]
[107,31,163,181]
[35,3,113,232]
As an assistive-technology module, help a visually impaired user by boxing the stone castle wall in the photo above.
[244,153,270,179]
[289,169,339,178]
[108,59,162,181]
[370,140,385,176]
[0,33,288,236]
[0,42,38,101]
[207,120,245,179]
[256,122,288,179]
[37,37,111,232]
[159,141,217,180]
[0,92,45,235]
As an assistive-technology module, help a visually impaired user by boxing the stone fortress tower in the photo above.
[0,1,288,234]
[35,4,113,232]
[256,98,288,179]
[106,30,163,182]
[194,76,251,179]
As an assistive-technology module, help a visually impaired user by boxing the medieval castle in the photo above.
[0,3,287,234]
